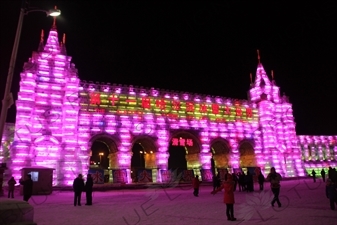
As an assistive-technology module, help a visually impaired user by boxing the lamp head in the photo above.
[48,8,61,17]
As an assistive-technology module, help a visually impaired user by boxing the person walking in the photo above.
[19,174,33,202]
[211,174,237,221]
[321,169,326,182]
[325,179,337,210]
[266,167,282,207]
[7,177,17,198]
[192,175,200,197]
[85,174,94,205]
[73,174,84,206]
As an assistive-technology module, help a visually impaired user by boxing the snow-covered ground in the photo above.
[1,178,336,225]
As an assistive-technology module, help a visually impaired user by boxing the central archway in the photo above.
[210,138,231,175]
[89,134,119,183]
[168,131,201,180]
[130,136,157,183]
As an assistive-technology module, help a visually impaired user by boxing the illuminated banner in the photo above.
[88,169,104,184]
[79,92,258,123]
[137,169,152,183]
[112,169,127,183]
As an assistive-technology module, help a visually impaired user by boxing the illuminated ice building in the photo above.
[1,24,336,186]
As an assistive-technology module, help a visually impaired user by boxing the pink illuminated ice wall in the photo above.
[2,25,336,187]
[8,24,83,186]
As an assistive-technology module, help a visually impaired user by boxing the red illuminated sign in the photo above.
[172,138,193,147]
[85,92,256,122]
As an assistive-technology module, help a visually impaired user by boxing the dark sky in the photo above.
[0,1,336,135]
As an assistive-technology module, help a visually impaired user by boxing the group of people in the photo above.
[311,167,337,183]
[209,167,282,221]
[212,170,266,193]
[73,174,94,206]
[6,167,337,217]
[190,167,281,221]
[6,173,94,206]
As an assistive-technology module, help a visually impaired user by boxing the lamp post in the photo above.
[139,151,143,168]
[99,152,104,168]
[0,3,61,160]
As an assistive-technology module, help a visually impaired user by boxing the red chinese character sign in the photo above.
[89,93,101,105]
[83,90,258,123]
[88,169,104,184]
[112,169,127,183]
[137,169,153,183]
[171,138,193,147]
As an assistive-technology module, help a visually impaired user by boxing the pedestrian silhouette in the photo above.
[73,174,84,206]
[325,179,337,210]
[321,169,326,182]
[7,177,16,198]
[85,174,94,205]
[266,167,282,207]
[312,170,316,183]
[192,175,200,197]
[19,174,33,202]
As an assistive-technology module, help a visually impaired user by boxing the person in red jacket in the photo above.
[192,175,200,197]
[211,173,236,221]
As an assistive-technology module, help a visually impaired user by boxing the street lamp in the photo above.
[0,4,61,160]
[99,152,104,166]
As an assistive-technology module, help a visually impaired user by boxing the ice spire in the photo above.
[43,6,60,54]
[253,50,271,87]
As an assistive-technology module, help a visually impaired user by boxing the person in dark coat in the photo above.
[73,174,84,206]
[258,172,265,191]
[192,175,200,197]
[232,173,238,191]
[325,179,337,210]
[246,171,254,192]
[332,168,337,183]
[85,174,94,205]
[266,167,282,207]
[328,167,332,180]
[238,172,245,192]
[311,170,316,183]
[8,177,17,198]
[321,169,326,182]
[19,174,33,202]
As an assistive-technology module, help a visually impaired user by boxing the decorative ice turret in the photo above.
[249,50,305,177]
[10,18,82,186]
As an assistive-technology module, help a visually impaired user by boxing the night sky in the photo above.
[0,1,336,135]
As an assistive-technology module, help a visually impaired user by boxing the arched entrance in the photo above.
[168,131,201,177]
[89,134,119,183]
[210,139,231,175]
[239,141,257,167]
[130,136,157,183]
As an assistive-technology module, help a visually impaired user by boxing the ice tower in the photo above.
[10,20,84,186]
[249,50,305,177]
